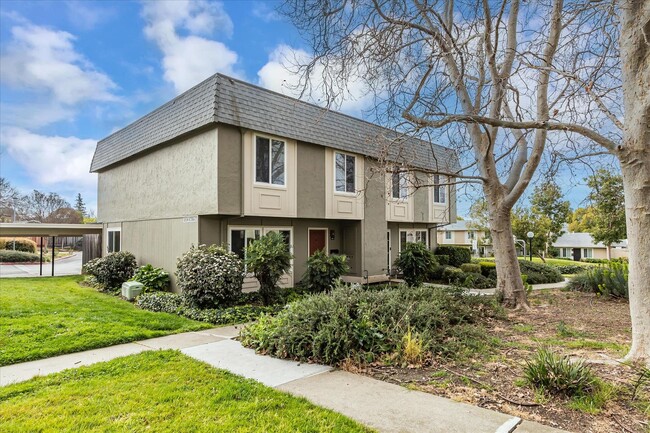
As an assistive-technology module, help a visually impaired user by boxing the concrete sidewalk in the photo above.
[0,325,569,433]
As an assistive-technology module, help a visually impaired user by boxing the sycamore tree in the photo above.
[568,207,596,233]
[280,0,649,363]
[586,169,626,258]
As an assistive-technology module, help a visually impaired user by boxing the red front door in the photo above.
[309,229,327,256]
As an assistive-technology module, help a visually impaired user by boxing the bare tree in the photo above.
[23,190,70,223]
[0,177,22,222]
[281,0,649,362]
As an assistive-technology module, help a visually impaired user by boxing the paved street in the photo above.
[0,252,82,278]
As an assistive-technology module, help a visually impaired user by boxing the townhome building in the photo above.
[91,74,459,290]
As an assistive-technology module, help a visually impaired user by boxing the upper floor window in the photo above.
[255,136,285,185]
[391,170,408,199]
[107,229,121,253]
[467,231,475,240]
[433,174,447,204]
[335,152,356,193]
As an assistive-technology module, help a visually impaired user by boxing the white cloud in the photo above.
[142,0,240,94]
[0,24,117,105]
[0,101,75,129]
[0,127,96,189]
[65,1,115,30]
[252,2,281,22]
[257,44,375,116]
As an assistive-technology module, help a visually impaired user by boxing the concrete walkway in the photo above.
[466,279,569,296]
[0,325,568,433]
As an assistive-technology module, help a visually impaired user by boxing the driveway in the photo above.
[0,252,82,278]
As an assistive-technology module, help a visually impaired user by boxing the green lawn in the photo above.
[479,257,593,267]
[0,351,372,433]
[0,276,210,366]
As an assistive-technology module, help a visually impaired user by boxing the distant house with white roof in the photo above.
[553,232,628,261]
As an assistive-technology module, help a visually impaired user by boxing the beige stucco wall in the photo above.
[97,128,218,222]
[362,160,389,276]
[297,141,326,218]
[413,172,429,223]
[217,124,242,215]
[324,148,365,220]
[120,218,199,291]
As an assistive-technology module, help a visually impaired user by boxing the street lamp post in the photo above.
[526,231,534,261]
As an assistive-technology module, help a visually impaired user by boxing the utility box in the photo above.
[121,281,144,300]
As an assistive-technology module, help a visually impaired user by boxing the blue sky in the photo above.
[0,0,594,216]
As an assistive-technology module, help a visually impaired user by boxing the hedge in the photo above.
[434,246,472,267]
[0,250,49,262]
[0,237,37,253]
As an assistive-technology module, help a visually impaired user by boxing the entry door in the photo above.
[308,229,327,256]
[572,248,581,261]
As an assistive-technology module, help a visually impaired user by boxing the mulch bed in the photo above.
[346,290,649,433]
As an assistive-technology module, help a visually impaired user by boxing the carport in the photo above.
[0,223,103,276]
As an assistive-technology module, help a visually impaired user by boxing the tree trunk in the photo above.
[619,0,650,365]
[620,157,650,365]
[488,204,528,309]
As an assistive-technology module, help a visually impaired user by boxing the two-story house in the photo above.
[91,74,459,290]
[436,220,492,257]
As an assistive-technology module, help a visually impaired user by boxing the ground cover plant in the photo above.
[0,351,372,433]
[0,276,209,365]
[241,283,502,365]
[360,289,648,433]
[131,264,169,292]
[136,292,283,326]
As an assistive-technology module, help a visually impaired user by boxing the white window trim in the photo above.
[333,151,357,196]
[106,227,121,253]
[433,174,447,204]
[391,169,409,200]
[445,231,452,240]
[253,133,287,189]
[399,229,429,252]
[227,225,294,271]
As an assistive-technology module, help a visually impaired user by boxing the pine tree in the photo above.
[74,193,86,218]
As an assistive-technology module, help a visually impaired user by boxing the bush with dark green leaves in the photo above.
[302,250,349,293]
[517,260,563,284]
[460,263,481,274]
[567,262,628,299]
[176,244,244,308]
[524,348,595,396]
[0,250,48,263]
[246,232,293,306]
[554,263,588,275]
[478,261,496,277]
[0,237,37,253]
[83,251,137,291]
[434,254,450,266]
[435,246,472,267]
[394,242,438,286]
[580,258,609,264]
[131,264,170,292]
[241,284,501,365]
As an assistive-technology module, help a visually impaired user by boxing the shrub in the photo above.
[441,265,464,282]
[176,244,244,308]
[246,232,293,306]
[83,251,137,291]
[394,242,437,286]
[478,261,496,277]
[553,263,588,274]
[460,263,481,274]
[581,258,609,264]
[434,254,450,266]
[435,246,472,267]
[241,284,500,365]
[567,262,628,299]
[0,250,47,263]
[524,348,595,396]
[302,250,349,293]
[131,264,170,293]
[0,237,37,253]
[517,261,563,284]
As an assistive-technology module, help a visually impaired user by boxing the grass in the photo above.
[0,351,372,433]
[0,276,211,366]
[480,257,594,267]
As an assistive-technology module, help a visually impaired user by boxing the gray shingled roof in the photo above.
[554,232,627,249]
[91,74,459,172]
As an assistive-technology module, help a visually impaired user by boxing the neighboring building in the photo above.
[91,74,459,290]
[553,232,628,261]
[436,220,491,256]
